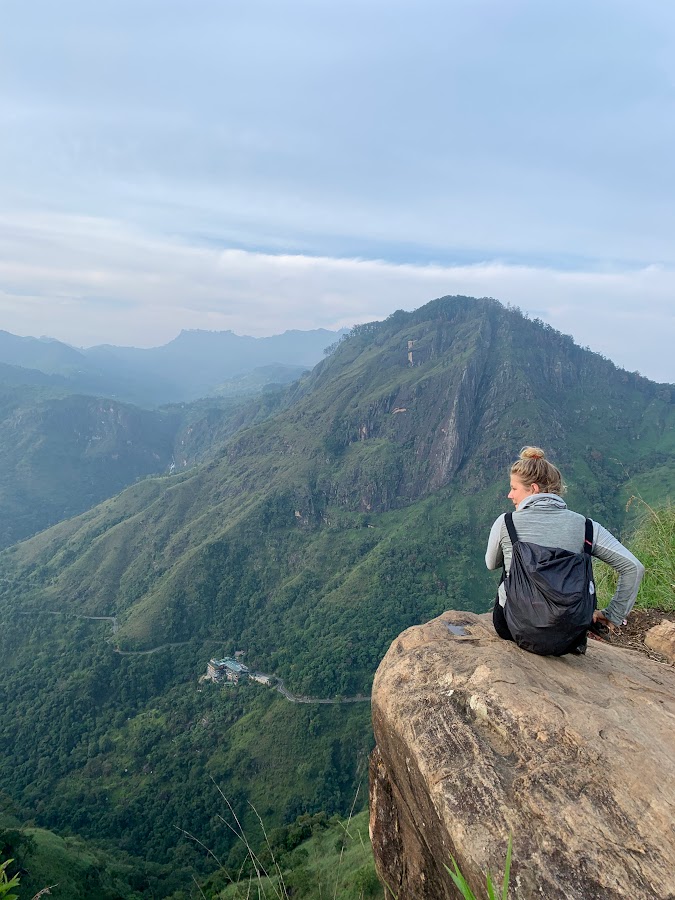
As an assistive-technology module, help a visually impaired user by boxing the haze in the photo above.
[1,0,674,381]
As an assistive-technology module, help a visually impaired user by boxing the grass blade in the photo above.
[444,861,477,899]
[501,835,512,900]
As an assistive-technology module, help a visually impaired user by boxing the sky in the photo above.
[1,0,674,381]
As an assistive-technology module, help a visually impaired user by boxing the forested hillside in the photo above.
[0,386,178,549]
[0,296,672,897]
[0,384,292,549]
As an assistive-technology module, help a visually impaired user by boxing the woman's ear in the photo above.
[530,483,541,494]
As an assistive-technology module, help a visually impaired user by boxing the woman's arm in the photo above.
[485,515,505,570]
[592,522,645,625]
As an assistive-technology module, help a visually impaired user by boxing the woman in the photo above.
[486,447,644,652]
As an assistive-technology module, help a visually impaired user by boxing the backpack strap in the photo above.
[506,511,593,554]
[583,518,594,555]
[504,511,518,546]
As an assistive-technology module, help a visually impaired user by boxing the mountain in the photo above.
[0,333,171,404]
[0,296,672,895]
[0,326,325,546]
[0,327,344,406]
[0,361,72,389]
[83,328,343,404]
[0,383,288,550]
[0,330,86,373]
[5,296,672,663]
[0,385,183,549]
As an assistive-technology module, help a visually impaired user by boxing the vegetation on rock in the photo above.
[596,499,674,613]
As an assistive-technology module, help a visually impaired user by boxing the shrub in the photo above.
[0,859,20,900]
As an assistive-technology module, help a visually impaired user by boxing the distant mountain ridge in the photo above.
[0,360,71,388]
[0,329,87,372]
[0,326,346,405]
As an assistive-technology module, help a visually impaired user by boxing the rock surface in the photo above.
[370,610,675,899]
[645,619,675,664]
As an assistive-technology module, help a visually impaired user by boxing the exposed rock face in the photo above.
[645,620,675,664]
[370,610,675,899]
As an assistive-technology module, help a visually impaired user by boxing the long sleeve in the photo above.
[485,515,505,570]
[592,522,645,625]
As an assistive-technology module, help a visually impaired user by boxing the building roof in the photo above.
[209,657,248,673]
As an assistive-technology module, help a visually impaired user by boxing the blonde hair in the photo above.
[510,446,565,495]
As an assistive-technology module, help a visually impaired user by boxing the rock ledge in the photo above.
[369,610,675,899]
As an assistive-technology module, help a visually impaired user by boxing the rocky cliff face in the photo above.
[370,610,675,899]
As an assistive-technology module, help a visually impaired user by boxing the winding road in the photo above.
[15,608,370,704]
[272,677,370,705]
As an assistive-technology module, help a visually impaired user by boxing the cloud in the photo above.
[0,212,672,382]
[3,2,675,272]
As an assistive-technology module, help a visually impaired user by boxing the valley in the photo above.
[0,296,673,898]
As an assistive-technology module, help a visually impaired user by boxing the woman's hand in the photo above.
[593,609,620,633]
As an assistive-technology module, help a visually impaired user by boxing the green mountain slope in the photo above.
[0,387,179,549]
[3,297,672,672]
[205,807,382,900]
[0,382,288,550]
[0,295,672,896]
[0,820,147,899]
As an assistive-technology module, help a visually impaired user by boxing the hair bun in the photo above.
[520,446,546,461]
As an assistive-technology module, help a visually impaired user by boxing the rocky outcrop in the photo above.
[645,620,675,664]
[370,610,675,899]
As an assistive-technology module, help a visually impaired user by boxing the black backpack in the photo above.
[503,512,596,656]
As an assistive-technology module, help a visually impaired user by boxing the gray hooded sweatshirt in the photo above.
[485,494,644,626]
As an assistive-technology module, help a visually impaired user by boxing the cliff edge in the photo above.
[369,610,675,899]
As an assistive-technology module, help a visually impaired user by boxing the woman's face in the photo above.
[508,475,539,508]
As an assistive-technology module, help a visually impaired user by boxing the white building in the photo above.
[206,657,250,684]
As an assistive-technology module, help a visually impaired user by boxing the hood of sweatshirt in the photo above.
[517,493,567,512]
